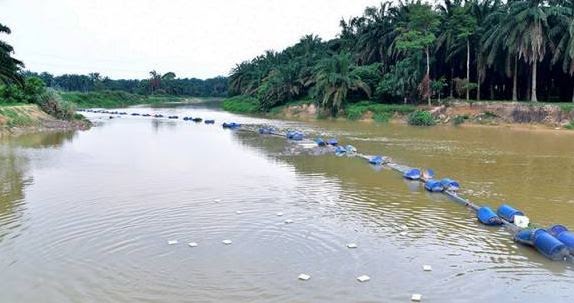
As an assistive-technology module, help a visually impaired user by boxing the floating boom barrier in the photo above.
[234,123,574,262]
[79,109,574,262]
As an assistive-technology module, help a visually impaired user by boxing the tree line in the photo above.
[229,0,574,115]
[23,71,228,98]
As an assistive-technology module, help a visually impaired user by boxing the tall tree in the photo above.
[395,1,440,105]
[0,23,24,85]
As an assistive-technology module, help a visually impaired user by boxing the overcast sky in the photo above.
[1,0,384,79]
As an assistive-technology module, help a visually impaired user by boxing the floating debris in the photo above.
[167,240,178,245]
[222,240,232,245]
[214,199,221,202]
[298,274,311,281]
[284,219,294,224]
[236,211,243,214]
[411,294,422,302]
[276,212,284,217]
[356,275,370,282]
[346,243,358,249]
[188,242,198,247]
[399,231,407,236]
[423,265,432,272]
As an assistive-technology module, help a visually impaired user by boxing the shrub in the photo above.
[37,89,76,120]
[564,120,574,130]
[408,110,435,126]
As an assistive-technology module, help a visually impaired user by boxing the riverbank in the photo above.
[222,97,574,129]
[0,104,90,137]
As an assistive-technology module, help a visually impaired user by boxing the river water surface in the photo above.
[1,102,573,302]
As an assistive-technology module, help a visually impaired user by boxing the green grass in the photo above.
[345,101,416,121]
[60,91,184,108]
[221,96,260,113]
[564,120,574,130]
[0,107,35,127]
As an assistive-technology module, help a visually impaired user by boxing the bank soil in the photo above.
[0,105,90,137]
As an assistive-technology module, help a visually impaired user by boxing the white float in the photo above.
[346,243,358,249]
[222,240,232,245]
[188,242,198,247]
[168,240,178,245]
[284,219,294,224]
[411,294,422,302]
[356,275,370,282]
[298,274,311,281]
[423,265,432,271]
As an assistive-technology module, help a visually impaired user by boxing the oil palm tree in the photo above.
[551,0,574,101]
[312,53,371,115]
[504,0,566,102]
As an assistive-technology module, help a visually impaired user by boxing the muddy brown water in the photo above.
[1,102,573,302]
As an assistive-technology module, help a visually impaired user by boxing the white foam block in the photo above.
[357,275,370,282]
[222,240,232,245]
[168,240,178,245]
[298,274,311,281]
[284,219,294,224]
[214,199,221,202]
[188,242,198,247]
[346,243,358,249]
[423,265,432,272]
[276,212,284,217]
[400,231,407,236]
[411,294,422,302]
[236,211,243,214]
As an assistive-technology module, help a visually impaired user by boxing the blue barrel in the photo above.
[259,127,274,134]
[403,168,421,180]
[315,138,326,146]
[533,229,569,260]
[291,132,303,141]
[514,229,536,245]
[369,155,384,165]
[440,178,460,191]
[327,138,338,146]
[204,120,215,124]
[497,204,524,222]
[222,122,240,129]
[477,206,503,226]
[548,225,574,254]
[335,146,347,155]
[424,180,444,192]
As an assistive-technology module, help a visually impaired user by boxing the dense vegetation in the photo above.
[24,71,228,97]
[1,23,76,121]
[60,91,185,108]
[228,0,574,116]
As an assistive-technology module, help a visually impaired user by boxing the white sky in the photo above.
[1,0,384,79]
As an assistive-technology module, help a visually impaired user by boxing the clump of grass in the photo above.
[453,115,467,126]
[408,110,436,126]
[564,120,574,130]
[558,104,574,113]
[345,101,416,121]
[373,112,392,123]
[221,96,260,113]
[38,89,76,120]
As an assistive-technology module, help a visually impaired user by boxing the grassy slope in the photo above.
[0,104,55,128]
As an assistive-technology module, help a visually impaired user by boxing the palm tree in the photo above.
[551,0,574,101]
[0,23,24,85]
[312,53,371,115]
[504,0,566,102]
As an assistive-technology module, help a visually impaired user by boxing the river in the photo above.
[1,101,573,302]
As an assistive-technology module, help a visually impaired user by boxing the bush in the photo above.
[564,120,574,130]
[37,89,76,120]
[221,95,260,113]
[408,110,435,126]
